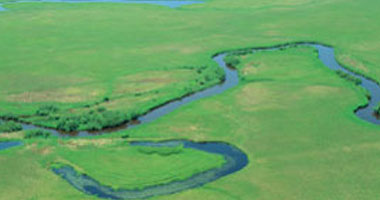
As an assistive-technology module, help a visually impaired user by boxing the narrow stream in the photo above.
[0,141,23,151]
[17,43,380,136]
[314,44,380,124]
[53,140,248,200]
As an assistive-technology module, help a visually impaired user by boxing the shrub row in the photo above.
[0,121,22,133]
[0,113,19,121]
[228,49,253,56]
[56,108,137,132]
[36,105,59,116]
[374,103,380,115]
[336,70,362,85]
[24,129,51,139]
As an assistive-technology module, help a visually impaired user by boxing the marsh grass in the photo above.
[1,0,380,199]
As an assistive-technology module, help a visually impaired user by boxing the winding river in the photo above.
[53,140,248,199]
[17,43,380,136]
[2,42,380,199]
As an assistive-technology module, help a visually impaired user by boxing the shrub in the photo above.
[128,110,139,120]
[57,117,80,132]
[374,104,380,115]
[229,49,252,56]
[224,55,240,68]
[24,129,51,139]
[0,121,22,133]
[36,105,59,116]
[55,109,132,131]
[97,107,107,113]
[101,111,128,128]
[121,134,129,139]
[1,113,18,121]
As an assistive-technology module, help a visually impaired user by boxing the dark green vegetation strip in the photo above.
[0,121,22,133]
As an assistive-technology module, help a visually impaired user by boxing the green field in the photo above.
[0,138,225,199]
[1,0,380,199]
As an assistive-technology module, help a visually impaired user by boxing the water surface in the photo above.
[0,141,23,151]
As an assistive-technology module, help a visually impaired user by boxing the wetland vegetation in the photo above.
[1,0,380,199]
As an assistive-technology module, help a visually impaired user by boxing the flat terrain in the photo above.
[1,0,380,199]
[125,47,380,199]
[0,138,225,199]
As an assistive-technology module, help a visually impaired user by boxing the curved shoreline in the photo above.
[53,140,248,200]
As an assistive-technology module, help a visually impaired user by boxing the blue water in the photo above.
[0,0,203,11]
[0,141,23,151]
[53,140,248,199]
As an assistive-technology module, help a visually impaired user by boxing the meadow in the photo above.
[1,0,380,199]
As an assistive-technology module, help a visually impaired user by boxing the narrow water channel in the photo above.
[0,141,23,151]
[17,43,380,136]
[53,140,248,200]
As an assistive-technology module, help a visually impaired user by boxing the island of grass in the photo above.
[0,137,225,199]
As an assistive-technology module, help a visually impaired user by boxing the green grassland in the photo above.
[1,0,380,199]
[124,47,380,199]
[1,0,380,130]
[0,138,225,199]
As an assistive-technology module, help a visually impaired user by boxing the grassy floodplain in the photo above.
[0,0,379,130]
[1,0,380,199]
[124,46,380,199]
[0,137,225,199]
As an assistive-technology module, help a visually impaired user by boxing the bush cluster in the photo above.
[24,129,51,139]
[0,113,19,121]
[336,70,362,85]
[56,107,137,132]
[195,65,224,86]
[36,105,59,116]
[374,103,380,115]
[224,55,240,68]
[0,121,22,133]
